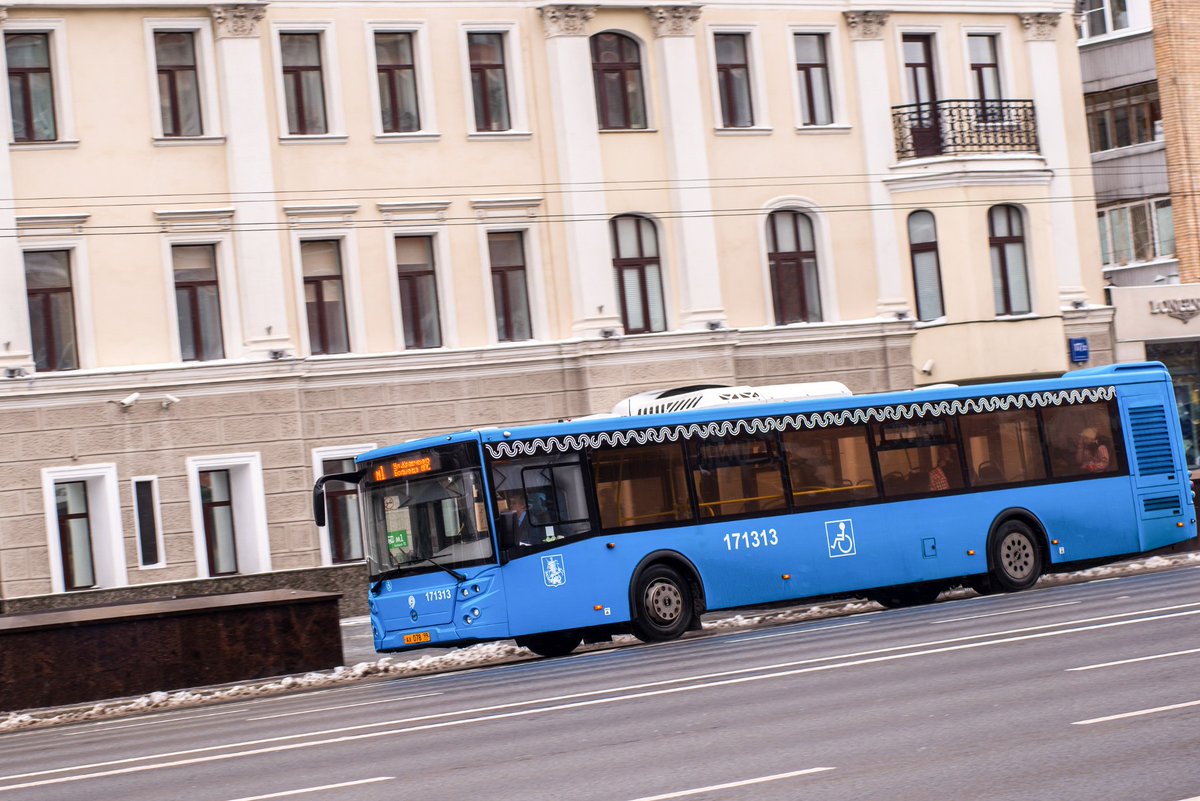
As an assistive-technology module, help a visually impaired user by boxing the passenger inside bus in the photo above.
[1076,427,1111,473]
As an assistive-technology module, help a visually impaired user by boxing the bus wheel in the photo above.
[517,631,582,658]
[988,519,1043,592]
[632,565,693,643]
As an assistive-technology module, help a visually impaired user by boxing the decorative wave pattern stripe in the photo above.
[1128,405,1175,477]
[486,386,1117,459]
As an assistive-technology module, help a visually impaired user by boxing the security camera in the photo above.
[118,392,140,408]
[161,393,180,409]
[920,359,935,376]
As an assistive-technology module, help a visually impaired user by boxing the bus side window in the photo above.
[590,442,693,530]
[959,407,1045,486]
[781,424,878,508]
[491,454,592,548]
[688,433,787,520]
[873,417,964,497]
[1042,401,1119,478]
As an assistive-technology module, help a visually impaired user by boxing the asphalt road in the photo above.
[2,565,1199,801]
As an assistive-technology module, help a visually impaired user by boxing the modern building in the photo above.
[0,0,1107,611]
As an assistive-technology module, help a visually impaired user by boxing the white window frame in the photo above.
[21,239,95,370]
[786,25,848,132]
[4,19,77,148]
[459,22,531,139]
[312,443,376,566]
[365,22,438,142]
[186,453,271,578]
[757,197,840,324]
[130,475,167,570]
[290,229,364,357]
[143,19,223,143]
[477,223,547,344]
[386,226,457,350]
[1098,196,1175,268]
[162,233,241,363]
[41,463,127,593]
[271,21,347,142]
[707,25,771,134]
[1078,0,1138,41]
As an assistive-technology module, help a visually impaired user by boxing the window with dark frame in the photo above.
[1085,83,1159,152]
[873,417,965,497]
[590,442,692,530]
[468,32,511,132]
[715,33,753,128]
[611,215,666,334]
[988,205,1032,316]
[793,33,832,126]
[322,457,364,563]
[688,433,786,519]
[375,32,420,133]
[1042,401,1121,479]
[767,209,822,324]
[967,34,1001,120]
[133,479,161,567]
[959,409,1046,487]
[781,424,877,508]
[907,211,945,321]
[591,32,647,130]
[488,231,532,342]
[25,250,78,372]
[280,32,328,135]
[199,469,238,576]
[55,480,96,590]
[154,31,203,137]
[6,32,57,142]
[173,244,224,362]
[395,235,442,349]
[302,239,350,355]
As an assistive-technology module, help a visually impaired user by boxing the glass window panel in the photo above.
[625,71,646,129]
[797,214,815,252]
[646,263,666,332]
[320,281,349,353]
[396,235,432,270]
[1043,401,1118,478]
[281,33,321,67]
[9,74,27,141]
[6,33,50,68]
[1156,200,1175,257]
[300,70,327,134]
[154,32,196,66]
[375,32,413,66]
[484,69,510,130]
[990,247,1006,314]
[782,425,877,507]
[614,217,638,258]
[1097,213,1111,265]
[913,250,943,320]
[176,287,197,361]
[395,71,420,131]
[794,34,825,65]
[715,33,746,64]
[621,268,645,332]
[48,292,78,370]
[601,73,625,128]
[301,240,341,276]
[1130,204,1153,262]
[134,480,160,566]
[960,408,1046,486]
[24,250,71,288]
[65,517,95,588]
[29,73,56,141]
[468,33,503,64]
[967,34,996,65]
[640,218,658,258]
[1110,207,1131,263]
[809,68,832,125]
[590,443,692,530]
[377,72,394,130]
[1111,0,1129,30]
[690,433,786,520]
[1004,243,1031,314]
[175,72,203,136]
[803,258,822,321]
[488,232,523,267]
[196,284,224,360]
[909,211,936,244]
[413,275,442,348]
[504,270,531,341]
[209,505,238,574]
[772,213,797,252]
[491,272,508,340]
[173,244,217,281]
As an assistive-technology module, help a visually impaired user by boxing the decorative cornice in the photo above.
[646,6,702,38]
[843,11,890,41]
[1020,12,1061,41]
[154,207,236,233]
[211,5,266,39]
[469,197,543,219]
[539,5,596,38]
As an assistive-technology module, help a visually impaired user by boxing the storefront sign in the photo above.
[1149,298,1200,323]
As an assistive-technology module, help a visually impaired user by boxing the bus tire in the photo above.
[988,518,1043,592]
[517,631,582,658]
[631,564,693,643]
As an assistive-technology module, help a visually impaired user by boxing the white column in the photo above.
[211,4,293,356]
[846,11,907,318]
[647,6,725,330]
[1022,12,1087,308]
[0,8,35,373]
[539,6,622,337]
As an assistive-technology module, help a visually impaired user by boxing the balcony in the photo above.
[892,99,1039,160]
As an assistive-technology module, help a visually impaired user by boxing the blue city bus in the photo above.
[313,362,1196,657]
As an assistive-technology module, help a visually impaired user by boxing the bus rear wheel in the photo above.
[988,519,1044,592]
[517,631,582,658]
[632,565,693,643]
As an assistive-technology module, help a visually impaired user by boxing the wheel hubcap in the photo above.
[999,531,1034,580]
[644,579,683,625]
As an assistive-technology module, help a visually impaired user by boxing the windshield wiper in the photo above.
[423,557,466,583]
[368,557,466,594]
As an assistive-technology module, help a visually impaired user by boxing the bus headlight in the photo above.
[471,608,481,617]
[463,615,473,625]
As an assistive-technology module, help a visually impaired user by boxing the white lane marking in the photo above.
[246,693,442,721]
[60,709,245,736]
[224,777,392,801]
[1068,648,1200,672]
[3,605,1199,792]
[626,768,835,801]
[1072,698,1200,726]
[340,617,370,627]
[933,601,1080,624]
[735,620,872,642]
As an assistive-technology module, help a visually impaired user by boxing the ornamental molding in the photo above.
[485,386,1117,459]
[843,11,890,41]
[16,213,89,238]
[539,5,596,38]
[1020,12,1061,41]
[646,6,702,38]
[154,207,236,233]
[0,9,8,27]
[211,5,266,39]
[469,196,543,219]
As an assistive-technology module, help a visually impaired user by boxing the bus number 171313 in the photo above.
[723,528,779,551]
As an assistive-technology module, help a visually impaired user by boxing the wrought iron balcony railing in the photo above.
[892,99,1039,160]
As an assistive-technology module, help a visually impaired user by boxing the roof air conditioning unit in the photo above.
[612,381,852,417]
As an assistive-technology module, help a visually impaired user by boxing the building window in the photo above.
[1081,0,1130,39]
[591,32,646,131]
[488,231,532,342]
[715,33,753,128]
[611,215,666,334]
[25,250,78,372]
[1098,198,1174,267]
[132,478,163,568]
[302,240,349,355]
[908,211,944,322]
[396,235,442,349]
[6,32,57,142]
[154,31,202,137]
[281,32,327,135]
[988,205,1031,316]
[55,480,95,590]
[767,210,822,324]
[199,469,238,576]
[468,32,511,132]
[173,244,224,361]
[322,456,364,563]
[1085,83,1159,152]
[967,34,1001,120]
[793,33,832,126]
[375,32,420,133]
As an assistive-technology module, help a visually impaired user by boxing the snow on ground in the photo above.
[4,551,1198,733]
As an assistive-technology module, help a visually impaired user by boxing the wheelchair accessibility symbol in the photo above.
[825,519,857,558]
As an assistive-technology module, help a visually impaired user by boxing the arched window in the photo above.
[611,215,666,334]
[907,211,944,321]
[767,210,822,324]
[988,205,1031,316]
[591,33,647,130]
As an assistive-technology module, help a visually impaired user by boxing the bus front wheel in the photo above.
[988,519,1044,592]
[517,631,582,658]
[632,565,694,643]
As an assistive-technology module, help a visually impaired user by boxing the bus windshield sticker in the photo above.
[825,519,857,558]
[541,554,567,587]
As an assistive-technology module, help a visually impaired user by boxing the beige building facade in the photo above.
[0,0,1109,610]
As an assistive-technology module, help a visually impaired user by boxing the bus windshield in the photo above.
[360,444,494,581]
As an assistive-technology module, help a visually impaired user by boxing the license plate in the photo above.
[403,631,431,645]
